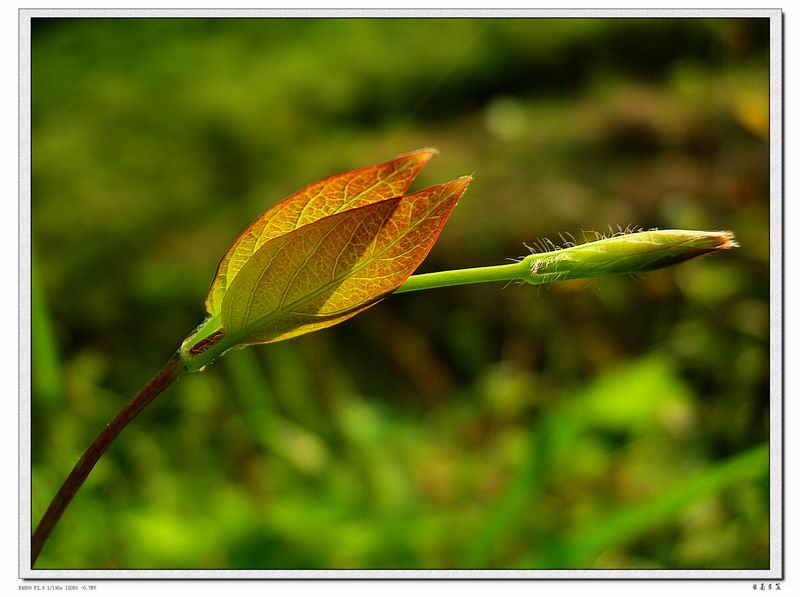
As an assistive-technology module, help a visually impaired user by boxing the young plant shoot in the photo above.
[31,149,737,565]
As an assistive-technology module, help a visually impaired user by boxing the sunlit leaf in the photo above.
[206,148,437,314]
[221,177,471,346]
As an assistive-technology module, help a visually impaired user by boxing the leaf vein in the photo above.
[235,185,459,339]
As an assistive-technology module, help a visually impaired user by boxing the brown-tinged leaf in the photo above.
[221,177,471,346]
[206,148,437,314]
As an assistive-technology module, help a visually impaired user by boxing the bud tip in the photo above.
[714,231,738,249]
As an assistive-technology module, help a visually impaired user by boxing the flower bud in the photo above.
[521,230,737,284]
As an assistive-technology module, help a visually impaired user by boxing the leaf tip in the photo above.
[454,174,474,190]
[397,147,439,165]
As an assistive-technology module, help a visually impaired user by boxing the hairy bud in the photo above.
[521,230,738,284]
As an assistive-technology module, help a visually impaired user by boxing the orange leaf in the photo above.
[221,177,471,346]
[206,148,437,314]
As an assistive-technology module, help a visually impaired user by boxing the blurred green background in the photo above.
[31,18,771,570]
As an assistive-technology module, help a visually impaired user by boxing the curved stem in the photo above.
[31,354,184,567]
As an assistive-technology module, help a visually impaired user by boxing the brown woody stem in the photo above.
[31,354,183,567]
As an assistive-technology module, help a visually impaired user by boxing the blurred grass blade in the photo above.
[222,349,329,475]
[466,355,696,568]
[221,178,471,346]
[531,442,769,568]
[206,148,437,314]
[31,246,63,405]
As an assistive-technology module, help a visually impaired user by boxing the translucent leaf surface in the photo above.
[221,177,471,346]
[206,148,437,314]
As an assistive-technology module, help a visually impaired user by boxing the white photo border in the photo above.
[18,7,783,580]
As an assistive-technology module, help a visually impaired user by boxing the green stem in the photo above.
[396,262,525,293]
